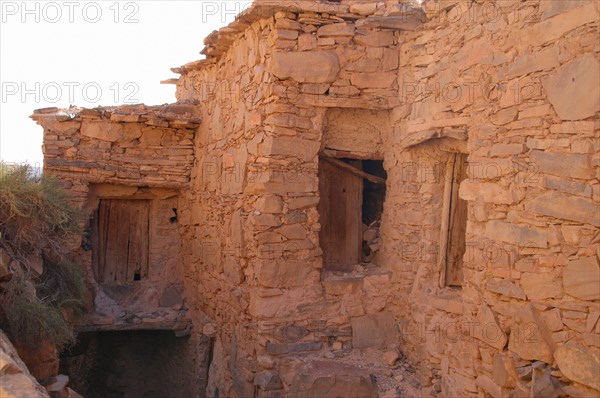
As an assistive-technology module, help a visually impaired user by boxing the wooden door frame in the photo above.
[438,152,467,288]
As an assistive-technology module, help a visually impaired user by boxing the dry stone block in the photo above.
[317,23,355,37]
[542,54,600,121]
[543,175,592,198]
[530,150,594,180]
[259,136,320,162]
[351,311,397,349]
[288,196,319,210]
[520,2,599,48]
[563,257,600,300]
[460,181,516,204]
[484,220,547,248]
[351,72,396,89]
[81,121,123,142]
[298,34,317,51]
[492,354,517,388]
[356,15,423,31]
[349,3,378,15]
[476,375,507,398]
[473,304,507,350]
[255,195,284,214]
[274,224,306,240]
[540,309,563,332]
[486,279,526,300]
[554,341,600,391]
[525,191,600,227]
[489,143,525,157]
[509,304,555,363]
[353,31,394,47]
[271,51,340,83]
[289,361,377,398]
[257,259,318,288]
[508,46,559,79]
[520,272,563,300]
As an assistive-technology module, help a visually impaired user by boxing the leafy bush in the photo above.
[0,164,87,350]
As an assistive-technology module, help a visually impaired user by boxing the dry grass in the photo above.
[0,164,87,350]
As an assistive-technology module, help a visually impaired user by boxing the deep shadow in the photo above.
[60,330,195,398]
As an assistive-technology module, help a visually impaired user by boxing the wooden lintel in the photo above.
[319,154,386,185]
[322,148,383,160]
[75,320,191,333]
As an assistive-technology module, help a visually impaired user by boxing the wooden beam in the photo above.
[438,154,456,288]
[322,148,384,160]
[319,155,386,185]
[75,320,191,333]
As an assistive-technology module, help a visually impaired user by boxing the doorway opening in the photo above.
[60,330,202,398]
[318,156,387,272]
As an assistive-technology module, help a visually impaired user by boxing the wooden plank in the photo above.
[88,208,100,281]
[115,200,131,282]
[75,320,191,333]
[127,201,149,281]
[104,200,120,283]
[139,201,150,279]
[320,155,386,185]
[438,155,456,288]
[126,202,139,282]
[96,199,150,284]
[97,201,111,282]
[318,160,362,271]
[446,153,468,286]
[322,148,383,161]
[348,160,363,266]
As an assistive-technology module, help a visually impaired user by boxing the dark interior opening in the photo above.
[60,330,194,398]
[318,157,387,271]
[361,160,387,225]
[170,208,178,224]
[360,160,386,263]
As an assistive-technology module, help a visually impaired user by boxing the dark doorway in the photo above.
[60,331,199,398]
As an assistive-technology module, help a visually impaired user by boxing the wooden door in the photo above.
[95,199,150,283]
[318,160,363,272]
[445,153,468,286]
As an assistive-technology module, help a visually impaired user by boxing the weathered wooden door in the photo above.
[94,200,150,283]
[318,160,363,272]
[445,153,468,286]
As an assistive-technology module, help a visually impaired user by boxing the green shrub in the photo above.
[0,163,87,350]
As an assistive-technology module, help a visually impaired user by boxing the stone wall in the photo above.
[387,0,600,396]
[35,0,600,396]
[32,104,213,394]
[173,2,417,396]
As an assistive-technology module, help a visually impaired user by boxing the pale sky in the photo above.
[0,0,252,166]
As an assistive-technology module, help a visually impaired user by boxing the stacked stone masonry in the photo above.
[33,0,599,397]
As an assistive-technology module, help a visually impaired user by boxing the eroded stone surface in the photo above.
[271,51,340,83]
[542,53,600,121]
